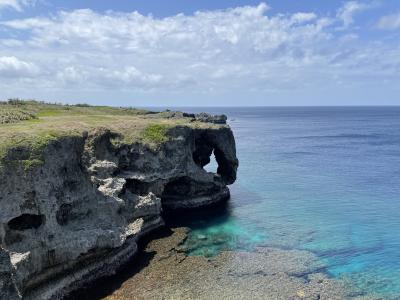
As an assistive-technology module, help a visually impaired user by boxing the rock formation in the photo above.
[0,117,238,299]
[97,228,360,300]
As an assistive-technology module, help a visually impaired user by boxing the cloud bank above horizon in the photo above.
[0,1,399,106]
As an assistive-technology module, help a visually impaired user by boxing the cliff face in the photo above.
[0,119,238,299]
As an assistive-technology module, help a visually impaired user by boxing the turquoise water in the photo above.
[169,107,400,297]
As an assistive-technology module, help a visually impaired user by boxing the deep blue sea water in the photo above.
[164,107,400,297]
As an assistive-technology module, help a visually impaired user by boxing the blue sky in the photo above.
[0,0,399,106]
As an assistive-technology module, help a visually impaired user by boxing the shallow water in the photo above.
[99,228,355,300]
[169,106,400,298]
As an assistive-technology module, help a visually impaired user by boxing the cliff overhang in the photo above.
[0,107,238,299]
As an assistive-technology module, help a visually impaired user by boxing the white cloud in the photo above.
[376,13,400,30]
[0,0,34,11]
[2,17,52,29]
[0,3,335,91]
[290,12,317,24]
[0,56,39,77]
[336,1,372,28]
[0,2,398,104]
[56,65,163,89]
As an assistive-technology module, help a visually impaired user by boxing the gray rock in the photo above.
[195,112,228,124]
[0,247,19,299]
[103,228,366,300]
[152,110,228,124]
[0,121,238,299]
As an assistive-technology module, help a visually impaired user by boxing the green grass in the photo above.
[0,99,152,121]
[0,99,222,169]
[0,130,70,170]
[21,159,45,171]
[141,124,171,145]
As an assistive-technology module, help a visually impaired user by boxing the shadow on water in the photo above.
[65,228,170,300]
[65,200,233,300]
[163,197,233,229]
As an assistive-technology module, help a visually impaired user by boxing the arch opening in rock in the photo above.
[213,146,236,184]
[192,137,213,169]
[192,135,220,175]
[204,151,218,174]
[193,134,236,184]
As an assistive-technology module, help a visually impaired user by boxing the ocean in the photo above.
[167,106,400,298]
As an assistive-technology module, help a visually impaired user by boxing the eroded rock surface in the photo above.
[0,118,238,299]
[101,228,371,300]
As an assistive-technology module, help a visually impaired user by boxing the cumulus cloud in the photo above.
[0,2,398,104]
[0,56,39,77]
[376,13,400,30]
[2,3,338,89]
[0,3,336,91]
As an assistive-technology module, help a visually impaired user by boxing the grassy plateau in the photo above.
[0,99,217,168]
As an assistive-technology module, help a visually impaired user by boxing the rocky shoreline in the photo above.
[1,107,382,300]
[79,226,373,300]
[0,111,238,299]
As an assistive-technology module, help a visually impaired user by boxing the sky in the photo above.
[0,0,399,106]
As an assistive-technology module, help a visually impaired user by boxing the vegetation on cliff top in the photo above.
[0,99,150,124]
[0,99,220,166]
[141,124,171,144]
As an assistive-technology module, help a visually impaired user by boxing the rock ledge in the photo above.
[0,113,238,299]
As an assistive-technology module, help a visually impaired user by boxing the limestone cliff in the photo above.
[0,113,238,299]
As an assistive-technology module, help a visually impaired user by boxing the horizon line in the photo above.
[139,105,400,108]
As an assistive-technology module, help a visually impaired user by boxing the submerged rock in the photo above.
[0,114,238,299]
[99,228,366,300]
